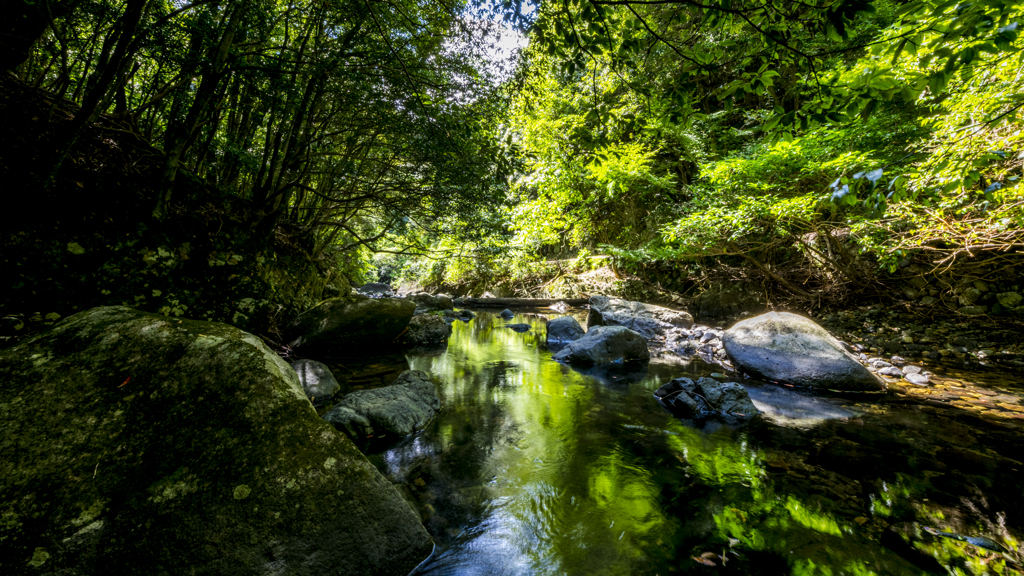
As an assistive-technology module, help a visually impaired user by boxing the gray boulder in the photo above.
[723,311,885,391]
[549,301,571,313]
[324,370,441,440]
[401,313,453,348]
[499,309,515,319]
[356,282,394,298]
[546,316,585,344]
[407,292,454,315]
[654,377,760,418]
[459,309,476,320]
[587,296,694,339]
[290,358,342,402]
[552,325,650,366]
[285,294,415,355]
[0,306,432,576]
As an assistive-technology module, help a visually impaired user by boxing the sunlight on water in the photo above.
[365,310,1024,576]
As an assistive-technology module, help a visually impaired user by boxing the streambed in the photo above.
[358,310,1024,575]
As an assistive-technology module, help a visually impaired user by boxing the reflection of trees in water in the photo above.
[382,311,1024,575]
[379,354,528,546]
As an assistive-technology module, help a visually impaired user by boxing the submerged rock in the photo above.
[552,325,650,366]
[546,316,585,344]
[499,308,514,319]
[723,312,885,392]
[290,358,342,403]
[459,309,476,320]
[324,370,441,440]
[285,293,415,355]
[654,377,760,419]
[506,323,531,332]
[407,292,454,315]
[0,306,432,576]
[401,313,453,348]
[587,296,694,339]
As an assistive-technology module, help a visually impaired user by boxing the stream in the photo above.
[355,310,1024,575]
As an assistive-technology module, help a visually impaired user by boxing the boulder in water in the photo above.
[324,370,441,440]
[285,293,415,355]
[356,282,394,298]
[549,301,571,313]
[546,316,584,344]
[290,358,342,403]
[401,313,453,348]
[587,296,694,338]
[552,325,650,366]
[0,306,432,576]
[499,308,514,319]
[407,292,454,315]
[722,311,884,391]
[506,323,530,332]
[654,377,760,418]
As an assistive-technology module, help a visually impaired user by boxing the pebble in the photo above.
[905,373,930,386]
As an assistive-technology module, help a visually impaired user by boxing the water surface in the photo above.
[367,311,1024,575]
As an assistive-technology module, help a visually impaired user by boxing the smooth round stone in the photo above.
[902,365,922,375]
[879,366,904,378]
[905,373,930,386]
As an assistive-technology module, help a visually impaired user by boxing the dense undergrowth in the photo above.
[386,1,1024,320]
[0,76,347,342]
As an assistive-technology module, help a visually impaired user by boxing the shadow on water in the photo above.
[362,310,1024,576]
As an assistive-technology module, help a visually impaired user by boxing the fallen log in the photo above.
[458,297,591,308]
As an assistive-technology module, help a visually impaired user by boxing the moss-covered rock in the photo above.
[0,306,432,576]
[284,294,416,356]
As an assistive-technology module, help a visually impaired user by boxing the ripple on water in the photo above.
[379,309,1024,576]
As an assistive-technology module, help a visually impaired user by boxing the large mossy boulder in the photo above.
[552,325,650,366]
[587,296,694,338]
[0,307,432,576]
[723,311,885,391]
[323,370,441,441]
[285,294,415,355]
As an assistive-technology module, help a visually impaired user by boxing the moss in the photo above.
[28,547,48,567]
[0,306,432,576]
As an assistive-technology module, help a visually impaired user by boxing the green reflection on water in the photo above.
[388,311,1023,576]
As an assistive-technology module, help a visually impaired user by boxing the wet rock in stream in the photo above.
[400,313,453,348]
[285,293,415,354]
[588,295,694,338]
[723,311,885,392]
[545,315,584,344]
[290,358,343,403]
[655,377,760,419]
[324,369,441,442]
[552,325,650,366]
